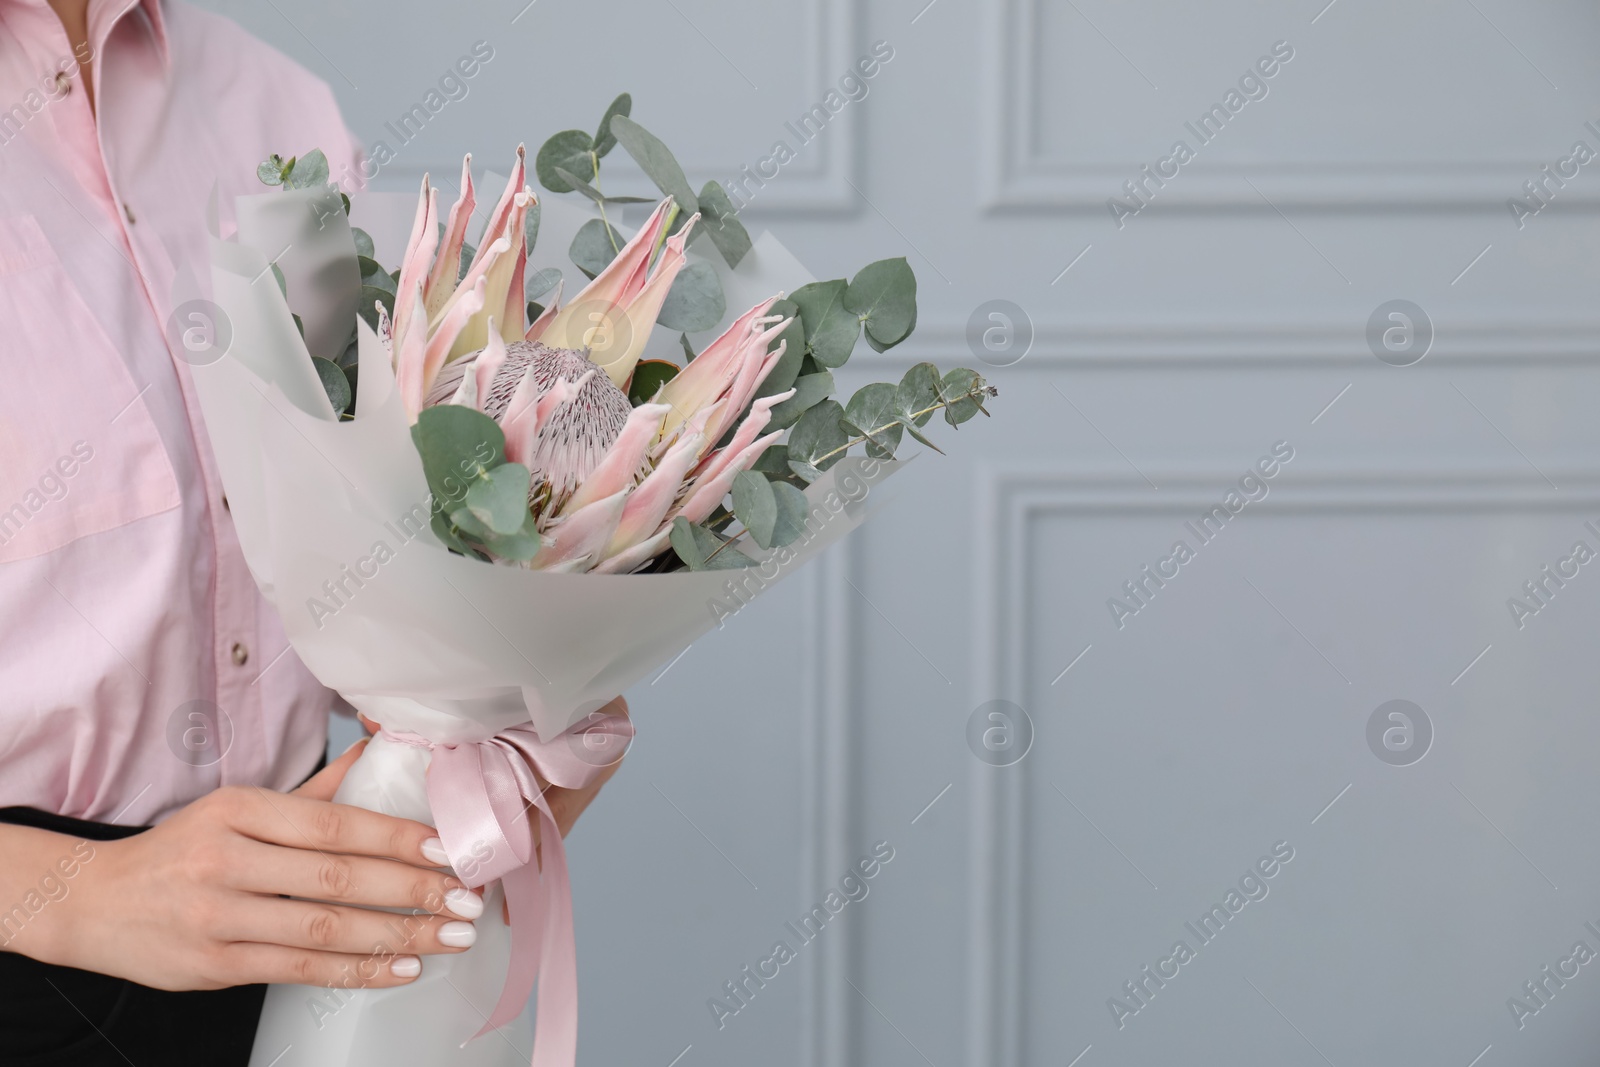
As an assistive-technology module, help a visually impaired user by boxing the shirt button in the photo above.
[231,642,249,666]
[123,203,136,225]
[54,72,71,96]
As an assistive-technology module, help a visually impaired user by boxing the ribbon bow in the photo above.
[390,711,634,1067]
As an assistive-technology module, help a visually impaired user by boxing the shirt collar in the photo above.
[0,0,169,70]
[93,0,169,70]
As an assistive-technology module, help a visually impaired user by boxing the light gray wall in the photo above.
[206,0,1600,1063]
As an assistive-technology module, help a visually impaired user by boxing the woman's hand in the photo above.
[10,739,483,992]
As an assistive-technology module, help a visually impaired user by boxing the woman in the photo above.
[0,1,623,1062]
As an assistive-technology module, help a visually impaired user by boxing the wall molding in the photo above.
[799,541,858,1065]
[857,318,1600,369]
[962,462,1600,1065]
[978,0,1600,213]
[383,0,859,214]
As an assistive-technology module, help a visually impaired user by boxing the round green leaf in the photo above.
[844,257,917,349]
[536,130,596,193]
[787,398,848,476]
[941,368,985,426]
[628,359,680,405]
[842,381,902,458]
[466,463,533,535]
[569,218,624,279]
[657,261,725,333]
[311,357,351,415]
[411,405,506,507]
[525,266,563,303]
[766,370,834,431]
[766,480,811,547]
[351,227,376,259]
[669,516,754,570]
[789,279,860,369]
[730,470,778,548]
[256,157,285,186]
[357,285,395,333]
[286,149,329,190]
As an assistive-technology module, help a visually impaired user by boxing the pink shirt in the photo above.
[0,0,362,823]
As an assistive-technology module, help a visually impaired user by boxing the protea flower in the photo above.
[382,149,795,574]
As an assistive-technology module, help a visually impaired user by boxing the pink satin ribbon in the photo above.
[381,711,634,1067]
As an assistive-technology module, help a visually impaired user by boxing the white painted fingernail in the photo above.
[421,838,449,865]
[390,956,421,978]
[444,887,483,920]
[438,921,477,948]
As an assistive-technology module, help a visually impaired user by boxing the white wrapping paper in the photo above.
[185,188,895,1065]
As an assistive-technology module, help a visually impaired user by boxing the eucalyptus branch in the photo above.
[810,385,995,467]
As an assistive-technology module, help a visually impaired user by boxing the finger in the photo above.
[230,839,466,913]
[215,941,427,989]
[293,738,369,803]
[357,713,380,735]
[222,897,481,957]
[219,787,439,866]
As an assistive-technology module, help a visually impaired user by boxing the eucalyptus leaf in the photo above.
[628,359,679,405]
[789,279,859,369]
[286,149,329,190]
[894,362,941,428]
[787,398,848,476]
[257,157,285,186]
[411,405,506,509]
[752,444,789,475]
[525,266,563,303]
[669,516,755,570]
[351,227,375,259]
[569,218,624,279]
[357,285,395,333]
[311,356,351,415]
[270,262,287,298]
[466,463,533,535]
[291,313,305,340]
[656,261,725,333]
[448,505,495,543]
[609,115,699,213]
[767,480,811,547]
[359,257,397,295]
[527,301,545,323]
[842,381,903,459]
[730,470,777,548]
[524,200,541,255]
[485,513,545,562]
[767,370,834,431]
[696,180,752,268]
[594,93,633,157]
[940,368,985,426]
[680,333,698,362]
[535,130,596,193]
[844,257,917,349]
[553,167,653,207]
[431,510,483,558]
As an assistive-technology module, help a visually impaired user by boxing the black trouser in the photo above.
[0,807,265,1066]
[0,756,325,1066]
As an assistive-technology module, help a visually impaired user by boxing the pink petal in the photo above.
[694,389,792,487]
[530,489,628,571]
[501,365,543,467]
[542,198,676,348]
[466,145,525,276]
[590,216,698,387]
[394,282,430,420]
[677,430,783,525]
[473,325,509,403]
[605,430,703,557]
[561,403,668,515]
[705,334,788,443]
[425,156,475,318]
[657,297,778,438]
[392,178,438,356]
[592,527,671,574]
[421,276,486,402]
[534,368,594,427]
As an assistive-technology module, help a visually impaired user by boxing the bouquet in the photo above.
[188,96,994,1067]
